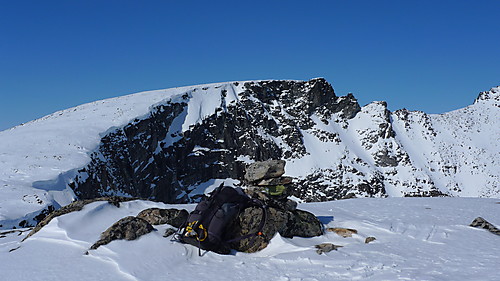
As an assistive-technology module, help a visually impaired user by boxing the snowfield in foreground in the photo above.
[1,197,498,281]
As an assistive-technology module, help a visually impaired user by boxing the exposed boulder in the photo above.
[90,216,154,250]
[281,209,323,237]
[365,237,377,243]
[137,208,188,227]
[470,217,500,235]
[89,207,190,250]
[244,159,286,183]
[228,191,323,253]
[315,243,343,254]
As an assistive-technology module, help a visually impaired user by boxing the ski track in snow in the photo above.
[1,198,499,281]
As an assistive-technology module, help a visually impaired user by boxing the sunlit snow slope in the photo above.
[0,82,247,228]
[1,198,499,281]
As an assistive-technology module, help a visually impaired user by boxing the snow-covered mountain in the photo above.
[0,78,499,229]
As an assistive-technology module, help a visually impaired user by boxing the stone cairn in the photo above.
[243,159,294,204]
[244,159,291,189]
[229,160,323,253]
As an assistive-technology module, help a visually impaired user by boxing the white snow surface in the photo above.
[1,197,499,281]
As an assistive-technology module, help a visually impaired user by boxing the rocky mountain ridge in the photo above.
[69,79,499,203]
[0,78,499,228]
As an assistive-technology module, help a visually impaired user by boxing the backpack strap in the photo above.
[174,184,224,243]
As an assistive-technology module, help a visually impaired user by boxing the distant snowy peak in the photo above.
[474,86,500,104]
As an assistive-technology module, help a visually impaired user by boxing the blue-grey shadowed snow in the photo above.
[317,216,334,224]
[32,169,79,192]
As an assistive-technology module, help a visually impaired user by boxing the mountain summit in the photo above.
[1,79,498,228]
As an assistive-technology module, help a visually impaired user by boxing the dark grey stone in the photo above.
[365,237,377,243]
[470,217,500,235]
[228,191,323,253]
[137,208,188,227]
[244,160,286,183]
[90,216,154,250]
[315,243,343,254]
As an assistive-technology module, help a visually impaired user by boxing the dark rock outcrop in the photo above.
[59,78,494,204]
[68,79,370,203]
[228,191,323,253]
[470,217,500,235]
[365,237,376,243]
[90,216,154,250]
[315,243,343,254]
[137,208,188,227]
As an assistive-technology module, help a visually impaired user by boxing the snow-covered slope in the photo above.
[291,87,499,200]
[0,79,499,229]
[1,198,499,280]
[394,88,500,197]
[0,82,247,228]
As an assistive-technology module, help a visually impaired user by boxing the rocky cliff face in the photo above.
[1,78,499,228]
[68,79,500,203]
[69,79,362,202]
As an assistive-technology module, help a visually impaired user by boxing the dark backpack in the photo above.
[176,184,266,255]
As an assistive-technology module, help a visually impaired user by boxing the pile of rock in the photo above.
[228,195,323,253]
[231,160,323,253]
[243,159,298,211]
[244,159,293,197]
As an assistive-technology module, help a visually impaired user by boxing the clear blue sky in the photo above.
[1,0,499,131]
